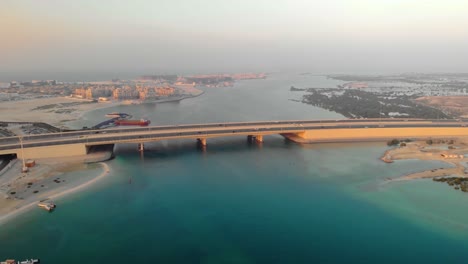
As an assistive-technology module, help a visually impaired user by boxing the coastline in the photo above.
[0,96,120,128]
[67,91,204,129]
[0,91,204,129]
[381,139,468,182]
[0,91,204,226]
[0,162,110,226]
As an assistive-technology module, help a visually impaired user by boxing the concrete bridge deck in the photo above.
[0,118,467,159]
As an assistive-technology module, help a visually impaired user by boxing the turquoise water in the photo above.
[2,74,468,263]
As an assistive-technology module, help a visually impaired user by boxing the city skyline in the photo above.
[2,0,468,76]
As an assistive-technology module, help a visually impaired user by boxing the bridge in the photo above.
[0,118,467,159]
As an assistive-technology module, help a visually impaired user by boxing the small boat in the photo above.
[114,119,150,126]
[19,259,40,264]
[1,259,40,264]
[37,201,56,211]
[105,112,121,118]
[105,112,131,119]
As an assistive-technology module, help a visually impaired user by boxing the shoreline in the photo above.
[381,139,468,182]
[0,90,204,226]
[66,91,204,129]
[0,90,205,129]
[0,162,110,226]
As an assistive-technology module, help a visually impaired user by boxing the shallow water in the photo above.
[2,74,468,263]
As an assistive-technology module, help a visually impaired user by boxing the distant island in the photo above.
[291,87,450,119]
[0,72,267,127]
[291,73,468,119]
[1,72,267,104]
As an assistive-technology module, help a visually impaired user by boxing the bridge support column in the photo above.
[197,138,207,146]
[138,143,144,152]
[255,135,263,143]
[247,135,253,142]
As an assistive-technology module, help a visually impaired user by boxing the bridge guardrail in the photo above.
[1,120,467,151]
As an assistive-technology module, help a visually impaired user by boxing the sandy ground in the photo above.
[0,89,203,129]
[383,138,468,182]
[0,96,116,226]
[415,96,468,118]
[0,97,119,128]
[177,86,204,96]
[0,96,118,226]
[0,158,110,226]
[0,90,204,226]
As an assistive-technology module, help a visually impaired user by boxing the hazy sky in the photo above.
[2,0,468,76]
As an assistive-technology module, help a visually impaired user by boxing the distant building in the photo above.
[138,86,175,100]
[156,87,174,96]
[342,82,368,89]
[231,73,266,80]
[113,86,139,100]
[74,87,86,98]
[10,81,19,88]
[85,88,93,99]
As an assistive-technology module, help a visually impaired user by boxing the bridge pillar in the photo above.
[197,138,207,146]
[255,135,263,143]
[138,143,144,152]
[247,135,253,142]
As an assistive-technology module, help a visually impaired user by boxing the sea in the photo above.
[2,73,468,263]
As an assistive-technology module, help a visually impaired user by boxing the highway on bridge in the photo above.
[0,118,467,152]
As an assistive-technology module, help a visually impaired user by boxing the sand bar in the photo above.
[0,96,119,128]
[0,161,110,226]
[383,139,468,182]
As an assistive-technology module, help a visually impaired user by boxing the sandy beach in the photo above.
[0,91,204,129]
[0,161,110,226]
[0,90,204,226]
[0,96,120,128]
[0,96,118,226]
[382,138,468,182]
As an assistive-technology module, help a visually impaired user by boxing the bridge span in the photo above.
[0,118,467,159]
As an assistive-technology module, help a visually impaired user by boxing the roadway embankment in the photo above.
[284,127,468,143]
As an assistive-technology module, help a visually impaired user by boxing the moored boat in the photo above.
[37,201,56,211]
[114,119,150,126]
[19,259,40,264]
[1,259,40,264]
[105,112,132,119]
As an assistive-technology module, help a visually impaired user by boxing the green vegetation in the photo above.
[433,177,468,192]
[295,88,451,119]
[387,139,400,146]
[55,108,76,114]
[32,104,59,110]
[290,86,306,91]
[34,122,61,132]
[31,101,94,111]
